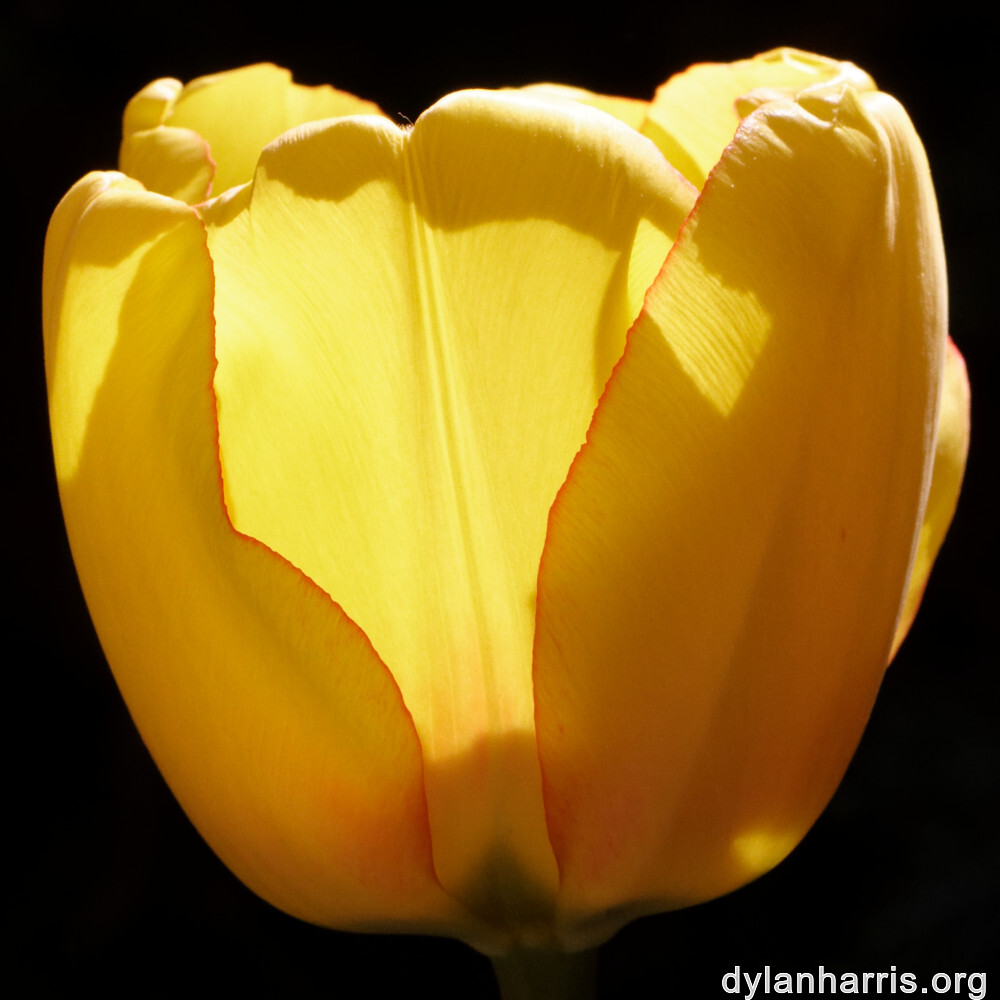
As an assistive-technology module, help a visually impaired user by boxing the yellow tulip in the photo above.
[43,50,968,960]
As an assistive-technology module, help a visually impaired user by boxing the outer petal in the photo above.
[119,64,384,202]
[891,338,970,656]
[534,84,946,945]
[201,91,695,943]
[43,173,479,941]
[642,48,876,188]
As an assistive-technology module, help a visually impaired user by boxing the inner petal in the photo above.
[202,90,694,930]
[165,63,385,197]
[642,47,877,188]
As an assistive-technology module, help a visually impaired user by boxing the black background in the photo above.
[5,2,996,996]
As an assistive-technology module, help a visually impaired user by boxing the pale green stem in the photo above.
[490,947,598,1000]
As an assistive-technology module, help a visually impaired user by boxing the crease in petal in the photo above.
[534,82,946,947]
[44,174,481,942]
[201,89,695,943]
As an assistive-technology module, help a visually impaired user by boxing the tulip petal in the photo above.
[891,338,970,656]
[642,48,876,189]
[520,83,650,131]
[534,84,946,944]
[121,77,183,134]
[44,174,481,940]
[120,64,384,201]
[119,125,215,204]
[201,90,695,938]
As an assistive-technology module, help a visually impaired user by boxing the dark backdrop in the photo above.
[6,2,996,996]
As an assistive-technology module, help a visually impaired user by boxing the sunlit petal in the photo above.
[201,90,695,939]
[535,83,946,944]
[43,172,475,940]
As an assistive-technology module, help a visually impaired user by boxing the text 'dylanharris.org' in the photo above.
[721,966,987,999]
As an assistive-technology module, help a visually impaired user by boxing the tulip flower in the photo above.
[44,49,968,987]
